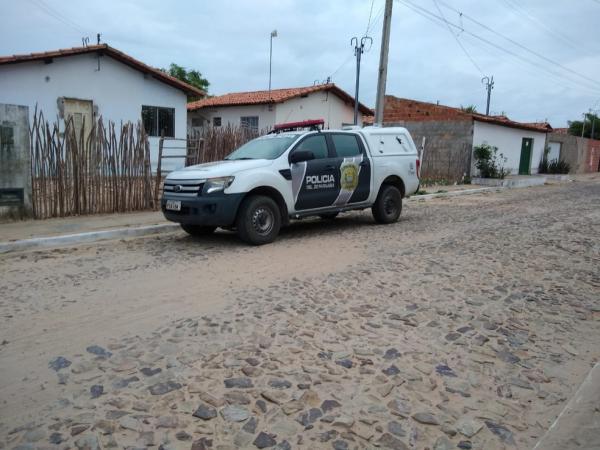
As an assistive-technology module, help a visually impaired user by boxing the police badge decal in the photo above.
[340,162,359,191]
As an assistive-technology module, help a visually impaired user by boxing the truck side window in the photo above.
[295,135,329,159]
[332,134,361,157]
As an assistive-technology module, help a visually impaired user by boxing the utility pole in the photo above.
[481,76,494,116]
[581,112,586,138]
[374,0,393,126]
[269,30,277,95]
[351,36,372,125]
[589,109,596,140]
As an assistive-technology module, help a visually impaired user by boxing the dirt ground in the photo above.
[0,180,599,450]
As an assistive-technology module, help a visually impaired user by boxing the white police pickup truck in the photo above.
[162,125,420,245]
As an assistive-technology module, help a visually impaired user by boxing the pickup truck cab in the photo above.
[162,126,420,245]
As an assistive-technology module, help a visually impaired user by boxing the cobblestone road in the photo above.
[1,180,599,450]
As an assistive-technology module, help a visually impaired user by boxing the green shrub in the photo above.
[548,159,570,174]
[539,146,550,174]
[473,143,508,179]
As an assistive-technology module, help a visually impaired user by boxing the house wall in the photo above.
[274,90,360,129]
[547,133,600,173]
[384,120,473,183]
[188,104,276,133]
[0,104,32,219]
[473,121,547,175]
[0,53,188,171]
[188,90,361,134]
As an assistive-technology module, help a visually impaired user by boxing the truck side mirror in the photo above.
[290,150,315,164]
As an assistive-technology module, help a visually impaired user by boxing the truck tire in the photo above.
[372,184,402,224]
[319,212,339,220]
[236,195,281,245]
[181,224,216,236]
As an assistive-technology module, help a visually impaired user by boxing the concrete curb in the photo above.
[0,182,552,254]
[533,362,600,449]
[0,223,180,255]
[408,186,506,201]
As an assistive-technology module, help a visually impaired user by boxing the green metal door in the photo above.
[519,138,533,175]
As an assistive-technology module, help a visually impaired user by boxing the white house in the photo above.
[187,83,373,132]
[381,96,552,180]
[471,115,550,176]
[0,44,203,169]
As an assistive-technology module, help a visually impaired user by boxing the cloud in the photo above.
[1,0,599,126]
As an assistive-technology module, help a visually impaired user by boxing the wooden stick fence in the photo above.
[30,109,154,219]
[154,125,261,206]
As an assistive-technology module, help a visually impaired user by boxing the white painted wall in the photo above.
[274,90,360,129]
[188,104,275,133]
[188,89,362,134]
[472,121,548,175]
[547,141,561,161]
[0,53,188,171]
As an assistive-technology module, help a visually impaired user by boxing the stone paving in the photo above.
[1,181,599,450]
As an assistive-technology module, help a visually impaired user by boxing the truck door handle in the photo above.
[324,165,335,171]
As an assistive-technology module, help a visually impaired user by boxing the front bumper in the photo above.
[161,192,244,227]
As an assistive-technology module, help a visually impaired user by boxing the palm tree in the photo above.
[460,105,478,113]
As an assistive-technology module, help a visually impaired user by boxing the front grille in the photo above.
[163,179,205,197]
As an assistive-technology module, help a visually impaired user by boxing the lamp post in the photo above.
[269,30,277,95]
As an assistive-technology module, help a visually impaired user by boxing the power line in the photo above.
[29,0,87,35]
[500,0,580,51]
[435,0,600,89]
[330,3,384,79]
[365,0,376,36]
[432,0,484,76]
[400,0,599,94]
[397,0,600,93]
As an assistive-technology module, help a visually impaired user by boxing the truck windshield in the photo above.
[225,134,299,160]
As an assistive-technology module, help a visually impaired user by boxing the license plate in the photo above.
[165,200,181,211]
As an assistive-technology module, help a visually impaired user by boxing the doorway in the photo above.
[63,98,93,140]
[519,138,533,175]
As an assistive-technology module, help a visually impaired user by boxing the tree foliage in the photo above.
[567,113,599,139]
[162,63,209,100]
[460,104,478,113]
[473,143,508,179]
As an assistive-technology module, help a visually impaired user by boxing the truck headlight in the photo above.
[203,176,235,194]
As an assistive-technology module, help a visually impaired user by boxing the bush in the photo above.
[539,146,570,174]
[548,159,571,174]
[473,144,508,179]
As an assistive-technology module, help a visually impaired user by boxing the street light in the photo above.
[269,30,277,95]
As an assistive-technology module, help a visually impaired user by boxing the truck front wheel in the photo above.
[236,195,281,245]
[372,184,402,224]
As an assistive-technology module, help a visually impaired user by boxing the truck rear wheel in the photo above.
[181,224,216,236]
[236,195,281,245]
[372,184,402,224]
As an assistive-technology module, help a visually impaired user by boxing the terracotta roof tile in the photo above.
[188,84,373,115]
[383,96,552,133]
[0,45,204,96]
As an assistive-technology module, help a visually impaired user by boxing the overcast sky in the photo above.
[2,0,599,126]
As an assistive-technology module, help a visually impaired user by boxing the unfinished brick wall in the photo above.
[383,96,474,183]
[548,133,600,173]
[385,120,474,183]
[587,139,600,172]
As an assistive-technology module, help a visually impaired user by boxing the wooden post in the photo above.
[154,130,164,209]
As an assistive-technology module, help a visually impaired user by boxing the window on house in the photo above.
[191,117,204,128]
[141,106,175,137]
[241,116,259,132]
[213,117,222,127]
